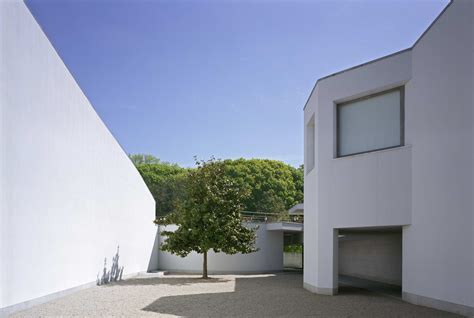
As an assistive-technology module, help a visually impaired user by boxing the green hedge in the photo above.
[284,244,303,253]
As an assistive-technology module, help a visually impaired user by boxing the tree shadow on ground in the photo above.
[141,273,459,317]
[103,276,230,287]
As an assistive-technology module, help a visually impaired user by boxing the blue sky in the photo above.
[26,0,448,167]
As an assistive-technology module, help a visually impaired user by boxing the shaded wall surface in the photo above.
[339,232,402,286]
[0,1,156,313]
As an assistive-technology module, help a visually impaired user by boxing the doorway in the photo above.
[337,226,402,298]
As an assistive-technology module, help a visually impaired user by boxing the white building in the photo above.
[0,1,157,315]
[303,0,473,316]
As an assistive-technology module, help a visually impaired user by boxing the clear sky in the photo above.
[26,0,448,167]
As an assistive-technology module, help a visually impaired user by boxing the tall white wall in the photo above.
[0,0,156,313]
[403,0,473,310]
[0,11,5,309]
[158,224,283,273]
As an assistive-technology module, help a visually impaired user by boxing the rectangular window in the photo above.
[306,115,315,173]
[337,87,404,157]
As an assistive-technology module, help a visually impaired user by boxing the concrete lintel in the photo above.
[403,291,474,317]
[303,282,338,296]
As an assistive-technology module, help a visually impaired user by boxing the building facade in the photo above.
[303,0,473,316]
[0,1,157,315]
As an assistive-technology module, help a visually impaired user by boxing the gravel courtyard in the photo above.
[12,272,459,317]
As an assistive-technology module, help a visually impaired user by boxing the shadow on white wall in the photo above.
[97,246,124,285]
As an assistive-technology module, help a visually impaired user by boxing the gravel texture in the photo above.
[12,272,460,317]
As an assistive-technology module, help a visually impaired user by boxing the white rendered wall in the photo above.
[0,15,5,309]
[283,253,303,269]
[0,0,156,312]
[158,224,283,273]
[403,0,473,311]
[304,49,413,294]
[304,0,473,314]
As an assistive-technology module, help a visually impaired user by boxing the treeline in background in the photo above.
[129,154,303,218]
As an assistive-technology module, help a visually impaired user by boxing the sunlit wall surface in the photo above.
[0,1,156,314]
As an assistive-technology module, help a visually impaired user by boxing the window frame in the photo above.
[336,86,405,158]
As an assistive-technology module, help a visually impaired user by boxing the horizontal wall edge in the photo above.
[402,291,474,317]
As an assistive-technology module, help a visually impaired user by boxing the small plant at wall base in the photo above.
[155,157,258,279]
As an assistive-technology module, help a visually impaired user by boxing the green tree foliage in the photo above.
[131,155,304,216]
[134,161,188,217]
[129,154,162,165]
[223,159,304,213]
[284,244,303,253]
[293,164,304,204]
[157,158,257,278]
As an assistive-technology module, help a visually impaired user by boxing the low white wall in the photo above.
[0,1,156,313]
[284,253,302,269]
[158,223,283,274]
[338,232,402,286]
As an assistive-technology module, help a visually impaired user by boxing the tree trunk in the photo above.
[202,250,208,279]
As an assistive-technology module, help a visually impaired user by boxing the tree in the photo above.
[223,159,303,212]
[129,154,162,165]
[130,154,304,216]
[156,157,258,278]
[135,162,188,217]
[292,164,304,204]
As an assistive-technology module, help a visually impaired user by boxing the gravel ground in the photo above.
[12,272,460,317]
